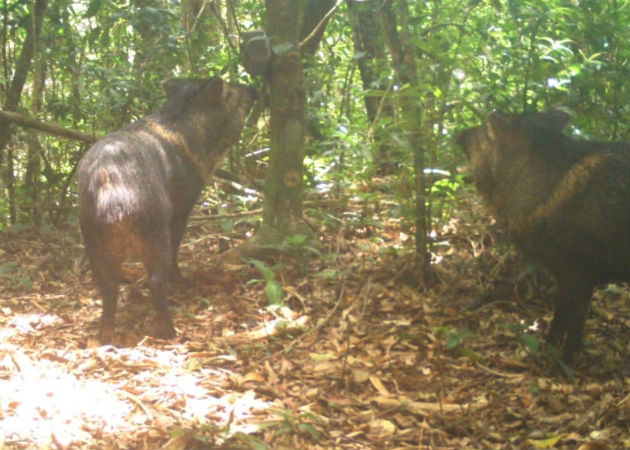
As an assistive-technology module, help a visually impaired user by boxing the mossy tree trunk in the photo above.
[260,0,306,242]
[253,0,334,247]
[234,0,335,256]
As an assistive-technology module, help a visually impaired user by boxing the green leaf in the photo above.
[445,333,461,350]
[248,259,276,282]
[219,218,234,232]
[520,333,540,353]
[20,277,32,290]
[0,262,18,276]
[85,0,102,18]
[527,434,564,449]
[285,233,308,248]
[266,280,283,305]
[297,422,321,440]
[445,329,475,350]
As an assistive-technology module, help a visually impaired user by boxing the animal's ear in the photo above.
[486,111,511,142]
[542,109,572,131]
[203,76,224,97]
[456,128,473,149]
[162,79,180,95]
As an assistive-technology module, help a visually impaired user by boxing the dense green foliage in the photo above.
[1,0,628,230]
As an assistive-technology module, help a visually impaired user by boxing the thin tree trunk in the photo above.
[0,0,47,225]
[7,146,15,224]
[382,0,431,285]
[0,0,48,164]
[347,0,397,174]
[25,50,46,226]
[299,0,336,56]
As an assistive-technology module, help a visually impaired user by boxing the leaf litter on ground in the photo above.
[0,191,628,450]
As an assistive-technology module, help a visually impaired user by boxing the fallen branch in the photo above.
[375,395,489,414]
[188,199,348,223]
[188,208,263,223]
[0,110,97,144]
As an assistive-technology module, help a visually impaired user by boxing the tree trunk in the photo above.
[0,0,48,165]
[25,49,46,226]
[7,146,16,224]
[259,0,307,242]
[0,0,47,226]
[182,0,223,73]
[347,0,397,174]
[299,0,336,56]
[382,0,431,286]
[223,0,335,259]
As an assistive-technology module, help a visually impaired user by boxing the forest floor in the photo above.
[0,188,628,450]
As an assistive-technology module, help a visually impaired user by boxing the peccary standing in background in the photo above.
[456,111,630,364]
[78,77,258,343]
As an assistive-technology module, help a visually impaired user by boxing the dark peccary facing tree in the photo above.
[457,111,630,364]
[78,77,257,343]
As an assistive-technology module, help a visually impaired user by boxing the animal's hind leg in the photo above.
[86,242,122,344]
[143,230,176,339]
[547,272,593,364]
[169,214,190,283]
[97,272,120,344]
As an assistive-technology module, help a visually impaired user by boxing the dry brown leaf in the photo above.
[369,374,390,396]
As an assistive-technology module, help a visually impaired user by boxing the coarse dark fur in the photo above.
[457,111,630,364]
[78,77,257,343]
